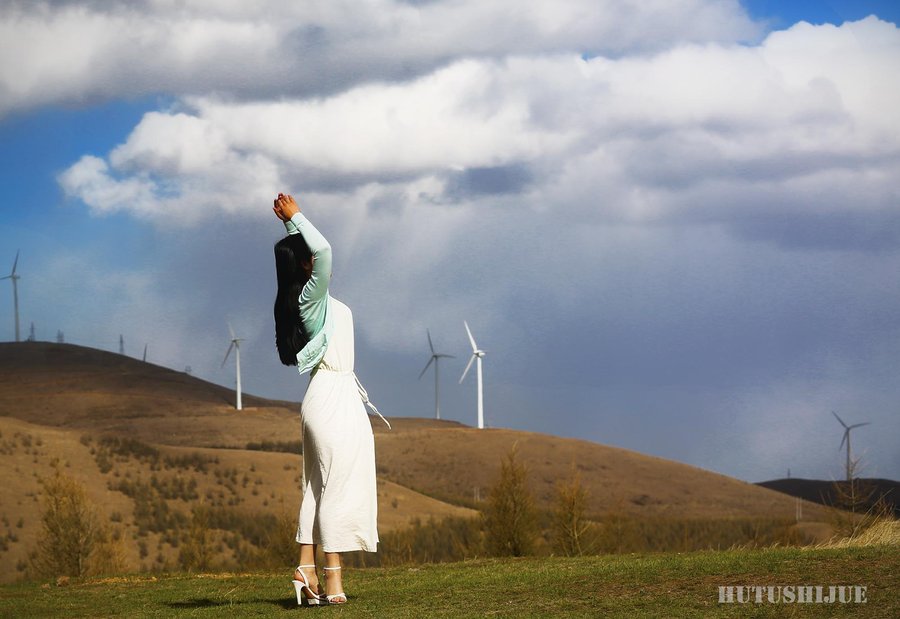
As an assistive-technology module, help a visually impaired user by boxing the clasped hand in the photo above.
[273,193,301,222]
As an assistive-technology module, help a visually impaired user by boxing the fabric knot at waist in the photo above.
[312,366,392,430]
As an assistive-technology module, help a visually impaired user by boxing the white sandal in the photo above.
[323,566,347,604]
[292,564,322,606]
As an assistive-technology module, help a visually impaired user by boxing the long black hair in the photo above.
[274,234,314,366]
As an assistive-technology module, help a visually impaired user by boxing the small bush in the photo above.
[29,471,101,578]
[482,443,539,557]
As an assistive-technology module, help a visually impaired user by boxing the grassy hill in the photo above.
[1,545,897,618]
[0,342,847,584]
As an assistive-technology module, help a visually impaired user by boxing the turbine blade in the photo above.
[418,356,435,380]
[831,411,848,429]
[848,422,870,430]
[464,321,478,352]
[460,354,476,384]
[427,329,435,354]
[11,250,19,275]
[839,430,848,451]
[221,342,235,367]
[228,322,236,340]
[0,275,9,281]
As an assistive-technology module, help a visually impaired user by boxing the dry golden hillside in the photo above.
[372,426,832,520]
[0,415,476,583]
[0,342,834,519]
[0,342,460,446]
[0,342,837,583]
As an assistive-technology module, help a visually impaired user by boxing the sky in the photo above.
[1,0,898,484]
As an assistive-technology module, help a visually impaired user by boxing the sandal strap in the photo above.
[323,566,342,570]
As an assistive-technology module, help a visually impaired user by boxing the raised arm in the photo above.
[274,193,332,303]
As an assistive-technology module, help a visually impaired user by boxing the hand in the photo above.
[273,193,301,222]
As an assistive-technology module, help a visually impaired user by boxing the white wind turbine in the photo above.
[1,251,21,342]
[832,411,870,482]
[418,329,454,420]
[459,321,486,429]
[222,324,243,411]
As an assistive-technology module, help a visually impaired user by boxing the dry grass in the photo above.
[818,517,900,549]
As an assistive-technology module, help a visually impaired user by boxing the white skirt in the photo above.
[296,367,379,552]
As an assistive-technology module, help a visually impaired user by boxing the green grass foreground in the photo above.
[1,545,897,618]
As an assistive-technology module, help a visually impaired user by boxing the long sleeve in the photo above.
[285,212,332,304]
[283,212,335,374]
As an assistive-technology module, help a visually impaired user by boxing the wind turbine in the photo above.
[832,411,870,482]
[222,324,243,411]
[142,344,148,363]
[1,251,21,342]
[459,321,486,429]
[418,329,454,420]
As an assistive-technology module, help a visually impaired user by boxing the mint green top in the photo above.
[284,212,335,374]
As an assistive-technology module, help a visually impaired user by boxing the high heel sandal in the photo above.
[323,566,347,604]
[292,564,322,606]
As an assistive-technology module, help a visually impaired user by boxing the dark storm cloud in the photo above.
[444,164,534,200]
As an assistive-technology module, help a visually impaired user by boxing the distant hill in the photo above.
[0,342,458,446]
[756,478,900,518]
[0,342,845,582]
[0,342,830,517]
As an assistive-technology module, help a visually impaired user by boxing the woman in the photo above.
[272,193,390,606]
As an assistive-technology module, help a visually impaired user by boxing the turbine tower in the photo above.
[142,344,148,363]
[418,329,454,420]
[459,321,486,429]
[222,324,243,411]
[1,251,21,342]
[832,411,870,482]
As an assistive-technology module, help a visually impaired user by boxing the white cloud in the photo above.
[57,17,900,240]
[0,0,760,117]
[58,156,157,216]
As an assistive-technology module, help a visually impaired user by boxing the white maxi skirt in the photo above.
[295,298,379,552]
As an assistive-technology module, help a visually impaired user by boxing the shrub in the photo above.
[374,516,484,567]
[482,443,539,557]
[29,471,101,578]
[551,467,594,556]
[179,504,215,572]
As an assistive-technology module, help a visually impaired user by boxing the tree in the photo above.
[552,466,593,556]
[30,470,101,578]
[828,458,884,540]
[483,443,538,556]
